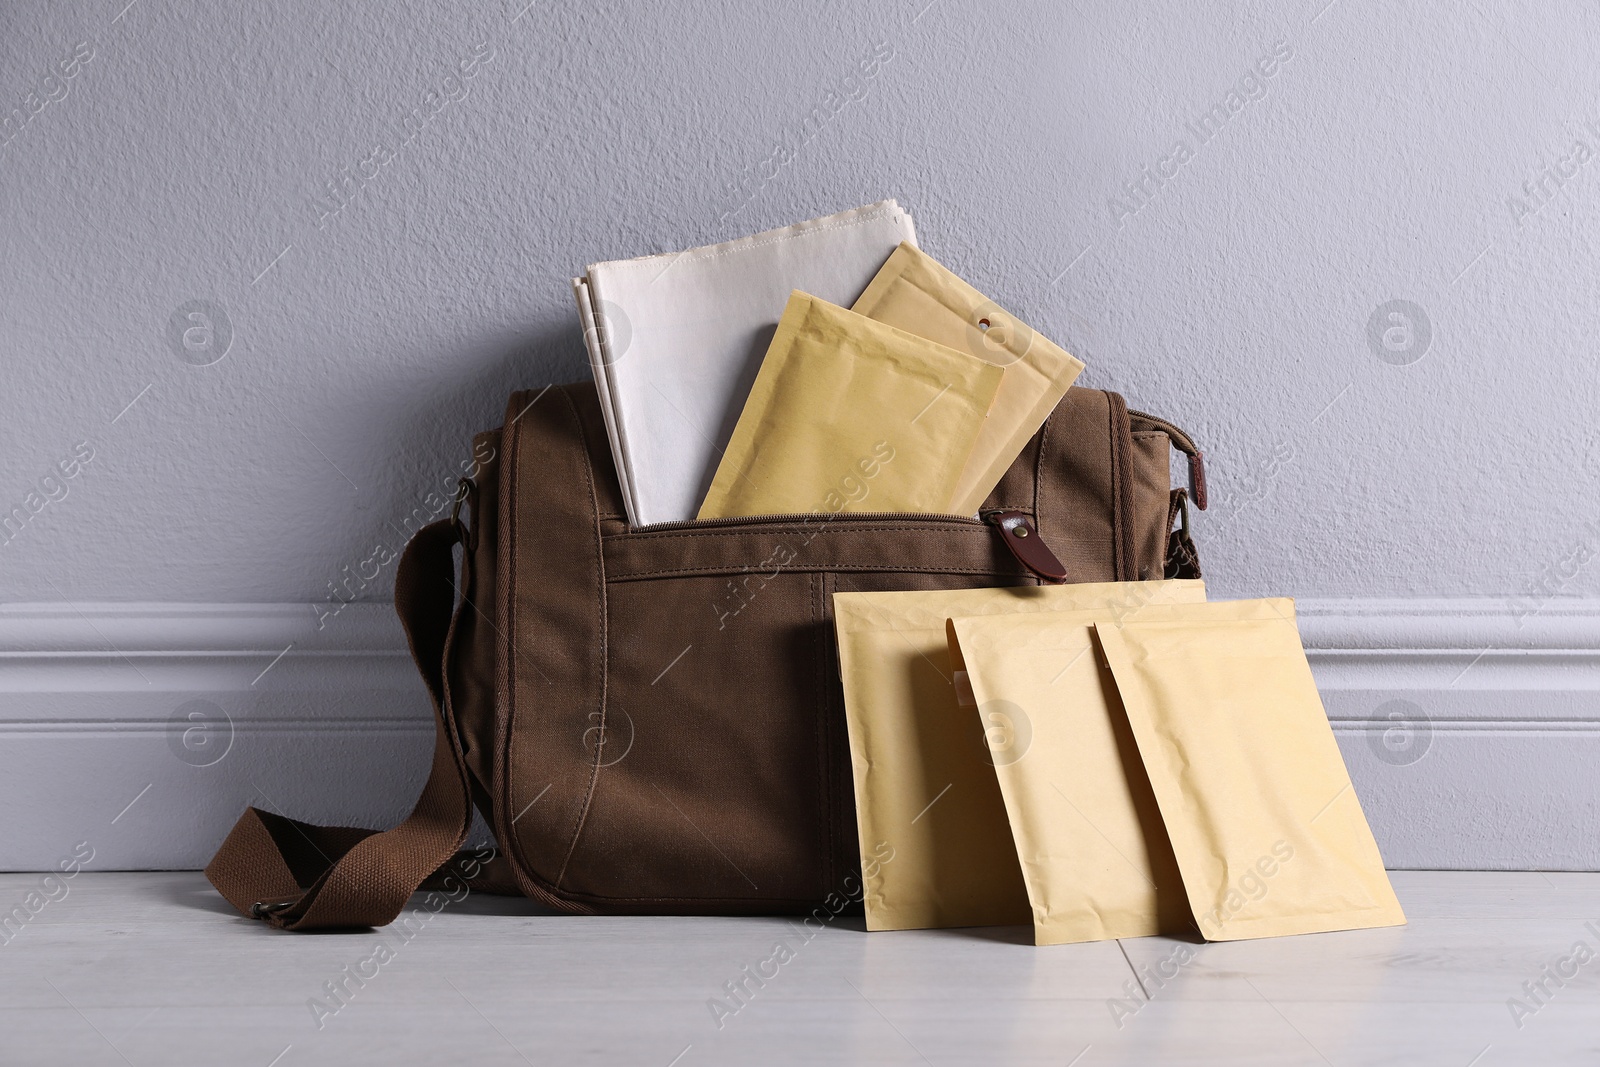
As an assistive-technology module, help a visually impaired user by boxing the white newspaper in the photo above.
[573,201,916,526]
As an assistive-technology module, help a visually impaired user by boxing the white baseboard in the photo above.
[2,598,1596,872]
[1294,598,1600,872]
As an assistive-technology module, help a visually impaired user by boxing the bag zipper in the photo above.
[626,510,987,533]
[628,507,1072,583]
[1126,408,1198,454]
[1127,407,1207,510]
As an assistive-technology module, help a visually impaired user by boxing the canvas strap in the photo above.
[204,518,482,930]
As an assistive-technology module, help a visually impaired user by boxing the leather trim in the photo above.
[989,511,1068,582]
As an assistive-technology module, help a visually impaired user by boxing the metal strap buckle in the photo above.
[249,899,294,919]
[450,477,474,530]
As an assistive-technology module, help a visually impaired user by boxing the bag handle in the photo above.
[205,517,479,930]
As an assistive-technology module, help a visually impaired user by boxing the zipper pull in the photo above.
[984,510,1068,583]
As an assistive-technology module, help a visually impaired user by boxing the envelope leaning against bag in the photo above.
[832,579,1205,933]
[944,597,1282,945]
[1095,600,1406,941]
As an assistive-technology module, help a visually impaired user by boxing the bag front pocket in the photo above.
[601,511,1026,583]
[552,514,1036,911]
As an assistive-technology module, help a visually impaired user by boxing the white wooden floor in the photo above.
[1,872,1596,1066]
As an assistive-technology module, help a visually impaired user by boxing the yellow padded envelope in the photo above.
[945,598,1293,946]
[1095,601,1406,941]
[697,292,1002,519]
[852,244,1085,515]
[832,579,1204,932]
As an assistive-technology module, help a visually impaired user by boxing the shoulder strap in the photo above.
[205,518,479,930]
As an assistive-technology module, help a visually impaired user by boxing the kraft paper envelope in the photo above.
[852,243,1085,514]
[697,292,1003,519]
[1095,601,1407,941]
[945,598,1291,946]
[574,200,915,526]
[832,579,1205,932]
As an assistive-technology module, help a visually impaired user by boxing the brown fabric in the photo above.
[1129,430,1175,582]
[1032,388,1121,582]
[206,382,1201,928]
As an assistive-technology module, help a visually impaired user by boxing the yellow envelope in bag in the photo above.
[1095,601,1406,941]
[697,292,1003,519]
[945,598,1292,946]
[852,244,1085,515]
[832,579,1204,932]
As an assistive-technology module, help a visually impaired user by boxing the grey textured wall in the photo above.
[3,0,1597,604]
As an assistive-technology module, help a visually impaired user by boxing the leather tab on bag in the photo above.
[1189,452,1208,510]
[986,510,1068,583]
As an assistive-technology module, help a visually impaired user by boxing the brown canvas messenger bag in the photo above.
[205,381,1204,930]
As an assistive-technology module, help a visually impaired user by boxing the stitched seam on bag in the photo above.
[588,209,902,274]
[1110,393,1137,582]
[1032,405,1050,534]
[1122,396,1137,578]
[607,524,992,542]
[812,571,830,895]
[553,386,609,891]
[1105,393,1121,581]
[438,530,475,858]
[502,391,547,895]
[497,394,530,899]
[605,564,1027,581]
[824,573,844,892]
